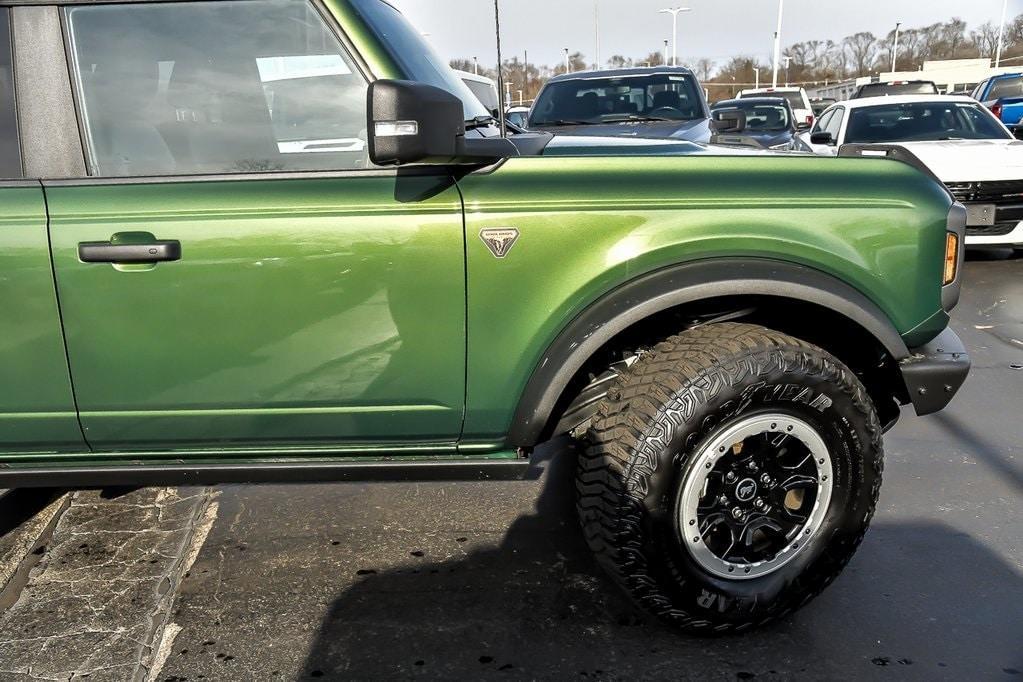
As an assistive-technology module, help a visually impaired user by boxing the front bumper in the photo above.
[899,328,971,416]
[965,218,1023,247]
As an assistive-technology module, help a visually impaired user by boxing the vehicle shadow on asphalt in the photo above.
[965,247,1021,262]
[298,444,1023,680]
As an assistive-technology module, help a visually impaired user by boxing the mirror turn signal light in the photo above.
[943,232,959,286]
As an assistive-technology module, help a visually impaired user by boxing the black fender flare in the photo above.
[506,258,910,447]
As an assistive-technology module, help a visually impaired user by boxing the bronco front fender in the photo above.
[506,258,910,448]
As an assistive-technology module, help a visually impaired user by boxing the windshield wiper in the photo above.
[464,115,497,131]
[601,115,677,123]
[536,119,593,127]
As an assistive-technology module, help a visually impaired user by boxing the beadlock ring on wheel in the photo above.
[677,414,834,581]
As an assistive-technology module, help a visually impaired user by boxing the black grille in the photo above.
[967,222,1019,237]
[946,180,1023,204]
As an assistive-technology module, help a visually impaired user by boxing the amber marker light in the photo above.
[944,232,959,286]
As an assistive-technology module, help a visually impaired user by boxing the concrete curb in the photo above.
[0,487,219,681]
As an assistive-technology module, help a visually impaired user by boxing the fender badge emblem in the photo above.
[480,228,520,259]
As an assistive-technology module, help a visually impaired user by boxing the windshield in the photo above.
[845,101,1010,143]
[713,102,791,131]
[857,82,939,98]
[739,91,805,111]
[529,73,704,126]
[349,0,489,120]
[462,78,499,112]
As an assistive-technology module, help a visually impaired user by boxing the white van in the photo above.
[454,69,500,113]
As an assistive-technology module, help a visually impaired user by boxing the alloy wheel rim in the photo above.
[677,414,833,580]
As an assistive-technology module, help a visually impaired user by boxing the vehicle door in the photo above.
[0,7,86,453]
[32,0,467,451]
[826,106,847,152]
[803,108,836,155]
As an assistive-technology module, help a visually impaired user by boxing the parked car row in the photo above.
[796,94,1023,250]
[459,65,1022,251]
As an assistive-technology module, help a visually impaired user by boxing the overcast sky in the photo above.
[391,0,1022,73]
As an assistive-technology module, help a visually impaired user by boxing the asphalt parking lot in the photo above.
[0,254,1020,681]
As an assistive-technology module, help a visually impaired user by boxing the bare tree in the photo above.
[693,58,716,81]
[1008,14,1023,52]
[971,21,1001,60]
[553,52,589,76]
[607,55,633,69]
[709,57,767,100]
[448,11,1023,100]
[638,51,666,67]
[917,21,949,61]
[942,18,968,59]
[895,29,923,69]
[820,40,847,78]
[844,32,878,75]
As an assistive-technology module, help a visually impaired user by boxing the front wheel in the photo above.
[577,323,884,634]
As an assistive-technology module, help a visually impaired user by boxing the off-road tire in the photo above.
[577,322,884,634]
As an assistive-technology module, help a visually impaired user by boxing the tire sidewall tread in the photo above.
[577,322,884,634]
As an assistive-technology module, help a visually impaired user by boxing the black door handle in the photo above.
[78,240,182,264]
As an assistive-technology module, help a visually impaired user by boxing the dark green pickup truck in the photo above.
[0,0,969,631]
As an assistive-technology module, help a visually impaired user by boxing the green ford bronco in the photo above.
[0,0,969,632]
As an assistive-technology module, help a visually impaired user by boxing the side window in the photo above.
[0,9,21,178]
[988,76,1023,101]
[65,0,372,177]
[825,108,844,138]
[813,109,834,134]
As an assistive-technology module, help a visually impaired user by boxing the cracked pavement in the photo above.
[0,488,216,681]
[0,256,1020,681]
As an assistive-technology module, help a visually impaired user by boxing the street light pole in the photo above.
[663,39,669,66]
[564,47,570,73]
[594,0,601,70]
[891,22,902,72]
[659,7,691,67]
[996,0,1009,67]
[754,67,760,89]
[772,0,784,88]
[782,55,791,86]
[473,56,479,74]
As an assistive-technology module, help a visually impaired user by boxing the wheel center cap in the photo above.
[735,478,758,502]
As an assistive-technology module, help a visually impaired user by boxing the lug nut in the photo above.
[760,474,772,485]
[725,472,737,483]
[718,494,730,506]
[754,499,767,510]
[747,462,759,473]
[731,507,744,520]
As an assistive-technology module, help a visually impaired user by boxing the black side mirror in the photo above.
[368,80,517,166]
[711,109,747,134]
[1013,127,1023,141]
[369,80,466,166]
[810,131,835,145]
